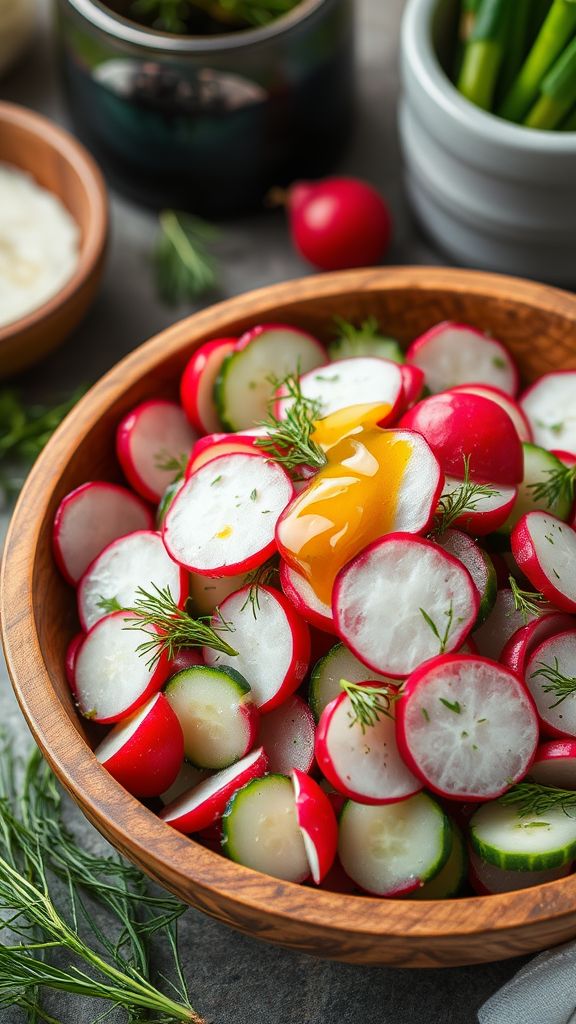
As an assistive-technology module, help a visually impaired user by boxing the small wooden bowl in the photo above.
[0,102,108,377]
[4,267,576,968]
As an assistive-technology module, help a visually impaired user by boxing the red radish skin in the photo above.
[520,370,576,453]
[399,392,523,485]
[525,630,576,738]
[186,433,260,477]
[438,477,517,535]
[395,655,539,801]
[287,177,392,271]
[406,322,519,397]
[53,481,154,586]
[552,450,576,467]
[203,585,311,712]
[276,358,404,423]
[95,693,184,798]
[512,512,576,612]
[180,337,236,434]
[166,648,204,674]
[501,613,575,676]
[77,530,187,632]
[315,686,422,805]
[530,740,576,788]
[160,747,269,833]
[450,385,532,443]
[163,452,294,576]
[116,400,197,503]
[291,769,338,884]
[399,364,426,408]
[333,533,479,678]
[73,611,169,724]
[65,633,83,696]
[257,694,315,775]
[280,560,336,633]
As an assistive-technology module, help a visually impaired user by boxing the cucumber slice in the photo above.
[308,642,394,722]
[338,793,451,896]
[215,325,325,431]
[156,478,184,530]
[435,529,497,627]
[221,774,310,882]
[500,444,572,533]
[470,799,576,870]
[165,666,257,770]
[409,823,467,900]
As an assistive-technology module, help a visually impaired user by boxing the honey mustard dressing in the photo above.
[276,404,413,605]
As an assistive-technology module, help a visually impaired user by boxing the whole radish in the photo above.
[286,177,392,271]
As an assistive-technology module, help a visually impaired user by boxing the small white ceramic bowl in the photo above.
[400,0,576,286]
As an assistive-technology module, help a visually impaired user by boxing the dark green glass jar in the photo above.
[56,0,355,216]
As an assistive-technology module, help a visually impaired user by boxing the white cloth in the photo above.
[479,941,576,1023]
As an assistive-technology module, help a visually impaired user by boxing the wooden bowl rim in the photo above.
[5,265,576,945]
[0,101,108,346]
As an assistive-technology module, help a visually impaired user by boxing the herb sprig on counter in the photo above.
[0,737,202,1022]
[154,211,219,305]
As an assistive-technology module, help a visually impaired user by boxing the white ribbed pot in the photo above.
[400,0,576,286]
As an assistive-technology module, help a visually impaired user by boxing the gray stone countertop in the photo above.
[0,1,527,1021]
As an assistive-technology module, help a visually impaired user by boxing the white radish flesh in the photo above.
[438,476,517,535]
[222,774,310,883]
[78,530,185,631]
[473,587,551,663]
[277,358,404,420]
[165,666,258,769]
[116,400,197,503]
[188,570,249,617]
[257,695,315,774]
[308,642,397,723]
[333,534,478,677]
[525,631,576,737]
[530,740,576,788]
[53,482,153,585]
[396,655,539,800]
[163,453,293,575]
[406,322,518,396]
[512,512,576,612]
[520,371,576,453]
[203,586,310,712]
[279,561,334,632]
[160,747,268,833]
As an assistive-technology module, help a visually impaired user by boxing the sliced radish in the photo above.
[156,478,184,530]
[276,428,443,608]
[186,432,259,477]
[166,647,204,674]
[437,476,517,536]
[53,482,154,586]
[257,694,315,774]
[222,773,310,882]
[500,444,573,536]
[449,384,532,443]
[180,337,237,434]
[160,761,211,805]
[291,769,338,884]
[315,685,422,804]
[188,570,249,617]
[308,642,397,723]
[469,848,571,895]
[160,746,268,833]
[65,633,83,695]
[77,530,187,632]
[530,740,576,788]
[525,630,576,738]
[165,665,258,769]
[400,363,426,407]
[520,371,576,453]
[399,392,523,485]
[279,560,335,633]
[473,586,554,663]
[512,512,576,612]
[501,613,575,677]
[396,654,539,800]
[163,453,293,575]
[434,529,497,626]
[333,533,478,677]
[552,449,576,468]
[95,693,184,797]
[74,611,169,724]
[203,586,310,712]
[276,357,404,422]
[338,793,451,896]
[116,400,197,503]
[406,322,518,396]
[215,323,326,431]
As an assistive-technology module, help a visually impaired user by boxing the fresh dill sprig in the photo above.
[508,575,547,623]
[432,455,500,535]
[419,602,454,654]
[531,655,576,709]
[0,736,202,1022]
[96,595,123,614]
[499,782,576,819]
[154,449,189,479]
[240,556,280,618]
[253,372,327,475]
[154,210,218,305]
[340,679,398,734]
[131,0,298,31]
[332,315,381,345]
[123,584,238,668]
[527,463,576,510]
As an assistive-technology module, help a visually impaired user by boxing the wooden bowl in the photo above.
[4,267,576,968]
[0,102,108,377]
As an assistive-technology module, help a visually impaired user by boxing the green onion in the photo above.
[457,0,515,110]
[524,33,576,127]
[496,1,536,99]
[498,0,576,122]
[559,102,576,125]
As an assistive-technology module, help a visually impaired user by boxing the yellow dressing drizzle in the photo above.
[277,403,413,606]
